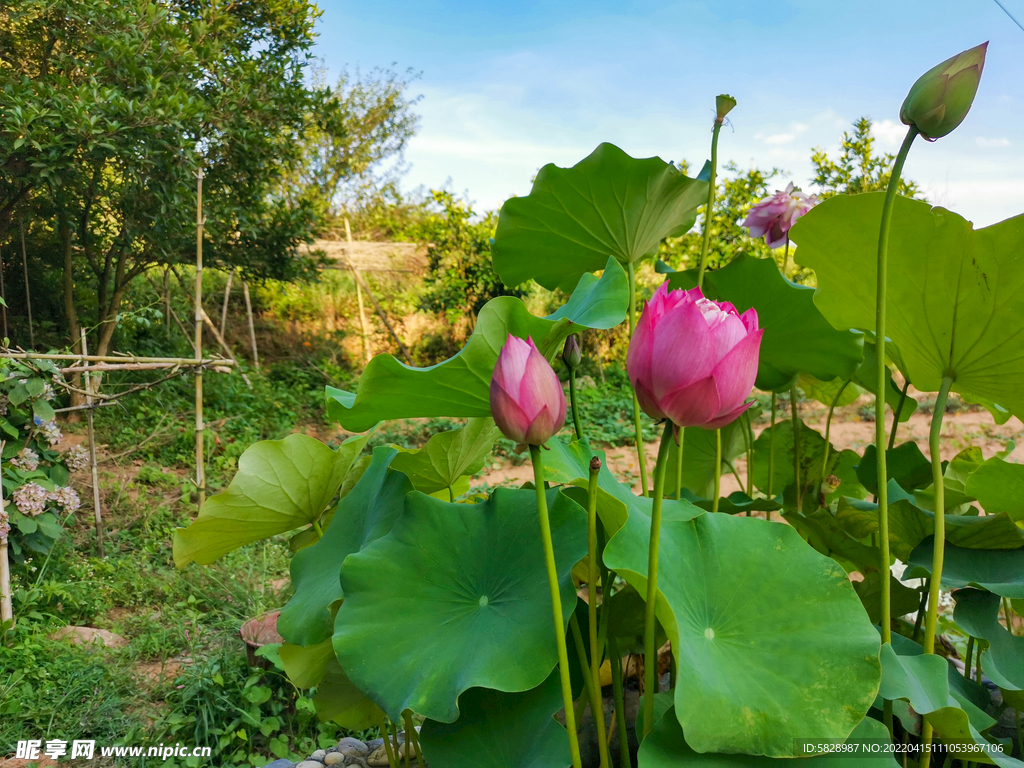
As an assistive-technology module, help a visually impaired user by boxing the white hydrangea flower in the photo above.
[49,486,81,512]
[11,448,40,472]
[66,444,90,472]
[13,482,48,516]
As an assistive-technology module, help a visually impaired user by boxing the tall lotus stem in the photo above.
[674,432,684,500]
[712,430,722,513]
[374,710,398,768]
[627,261,650,496]
[768,392,777,513]
[888,379,911,450]
[530,445,584,768]
[875,125,919,737]
[696,117,724,289]
[587,457,611,768]
[822,381,851,483]
[791,385,802,509]
[608,635,632,768]
[641,424,675,738]
[919,376,953,768]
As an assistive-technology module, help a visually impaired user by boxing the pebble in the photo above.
[363,738,384,750]
[337,737,370,756]
[262,761,293,768]
[311,751,327,761]
[297,762,325,768]
[323,754,345,766]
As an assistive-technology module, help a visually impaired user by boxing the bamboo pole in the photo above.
[164,268,171,339]
[199,308,252,388]
[81,329,105,557]
[0,440,12,626]
[0,243,7,340]
[195,170,205,509]
[345,218,372,365]
[219,270,233,339]
[19,213,33,348]
[242,279,259,366]
[0,352,231,365]
[61,361,229,374]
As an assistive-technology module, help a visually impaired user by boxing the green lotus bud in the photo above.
[562,334,582,369]
[716,94,737,122]
[900,42,987,140]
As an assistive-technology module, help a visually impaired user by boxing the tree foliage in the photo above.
[811,118,921,200]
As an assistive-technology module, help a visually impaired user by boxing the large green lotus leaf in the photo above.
[888,632,991,712]
[836,489,1024,563]
[856,443,933,496]
[277,447,413,647]
[791,194,1024,418]
[279,639,335,688]
[783,506,880,574]
[914,445,986,513]
[333,487,588,722]
[966,456,1024,520]
[953,589,1024,691]
[492,143,709,292]
[638,706,898,767]
[904,538,1024,598]
[752,420,869,508]
[419,669,570,768]
[665,254,864,391]
[326,262,627,432]
[603,511,880,756]
[172,432,371,567]
[663,412,756,500]
[390,418,502,496]
[878,644,1019,765]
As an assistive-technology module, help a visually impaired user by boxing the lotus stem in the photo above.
[913,581,929,643]
[712,429,722,513]
[744,413,754,498]
[626,261,650,497]
[608,635,632,768]
[374,710,398,768]
[790,386,802,509]
[919,375,953,768]
[530,444,584,768]
[964,635,975,678]
[404,712,424,766]
[822,381,851,489]
[696,120,723,290]
[768,392,777,516]
[888,378,912,450]
[875,127,918,741]
[569,614,601,737]
[587,459,612,768]
[674,428,684,500]
[569,367,584,440]
[641,424,675,738]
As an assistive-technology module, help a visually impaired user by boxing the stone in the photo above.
[363,738,384,751]
[337,738,370,756]
[323,754,345,766]
[49,626,128,648]
[296,762,324,768]
[366,740,416,767]
[261,761,293,768]
[310,751,327,761]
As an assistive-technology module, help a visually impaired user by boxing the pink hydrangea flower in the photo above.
[742,182,818,249]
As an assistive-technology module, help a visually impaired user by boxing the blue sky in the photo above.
[312,0,1024,226]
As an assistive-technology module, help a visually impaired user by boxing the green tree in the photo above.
[1,0,328,355]
[811,117,920,199]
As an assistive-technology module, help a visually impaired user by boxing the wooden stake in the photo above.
[19,212,33,349]
[1,352,230,365]
[219,270,233,339]
[163,268,171,339]
[0,243,8,340]
[81,329,105,557]
[195,170,205,509]
[345,218,372,365]
[0,440,12,626]
[242,280,259,367]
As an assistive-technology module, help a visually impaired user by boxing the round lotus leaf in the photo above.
[604,512,880,757]
[333,486,588,722]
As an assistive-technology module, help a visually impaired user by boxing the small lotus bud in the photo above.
[900,42,988,140]
[589,456,601,473]
[715,94,737,122]
[562,334,582,369]
[490,335,567,446]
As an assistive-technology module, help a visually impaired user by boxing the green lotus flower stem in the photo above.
[696,120,723,290]
[964,635,975,677]
[791,386,802,509]
[1004,597,1015,636]
[569,367,584,440]
[783,238,791,277]
[312,519,324,539]
[404,712,424,766]
[768,392,777,514]
[744,413,754,498]
[530,444,584,768]
[875,125,919,669]
[919,375,953,768]
[642,423,675,738]
[627,261,650,497]
[912,581,929,643]
[822,381,851,486]
[587,459,612,768]
[569,614,602,739]
[675,428,684,500]
[712,429,722,513]
[976,645,984,683]
[374,710,398,768]
[607,634,632,768]
[888,379,912,450]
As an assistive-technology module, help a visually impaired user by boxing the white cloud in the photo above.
[758,122,809,146]
[871,119,906,149]
[976,137,1012,148]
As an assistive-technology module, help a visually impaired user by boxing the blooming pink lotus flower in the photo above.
[742,182,818,249]
[627,284,762,429]
[490,334,567,445]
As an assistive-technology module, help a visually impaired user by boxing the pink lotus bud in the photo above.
[741,182,817,249]
[490,335,567,445]
[627,284,763,429]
